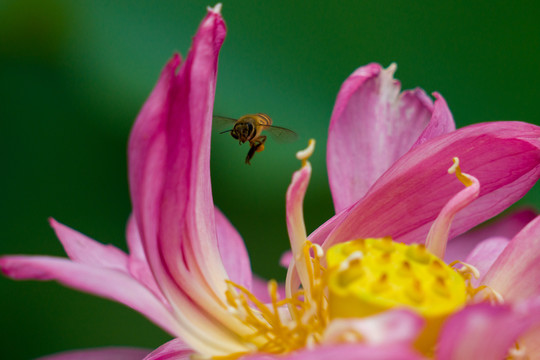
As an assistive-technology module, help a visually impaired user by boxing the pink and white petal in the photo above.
[514,297,540,360]
[49,218,128,272]
[327,63,435,213]
[128,8,251,355]
[215,207,252,289]
[425,168,480,258]
[444,208,536,263]
[482,216,540,301]
[143,338,194,360]
[323,122,540,250]
[521,322,540,359]
[241,344,423,360]
[413,92,456,147]
[285,161,312,297]
[0,256,178,335]
[36,347,151,360]
[436,303,528,360]
[463,236,509,285]
[322,309,424,347]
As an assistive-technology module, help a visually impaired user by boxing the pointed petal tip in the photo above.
[48,216,57,227]
[384,62,398,75]
[208,3,222,14]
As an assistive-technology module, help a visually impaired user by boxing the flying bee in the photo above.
[215,113,298,164]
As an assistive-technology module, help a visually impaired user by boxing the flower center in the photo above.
[326,237,468,352]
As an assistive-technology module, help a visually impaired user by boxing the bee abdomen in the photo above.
[255,113,272,126]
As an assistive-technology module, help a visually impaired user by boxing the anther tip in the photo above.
[448,157,460,174]
[296,139,316,163]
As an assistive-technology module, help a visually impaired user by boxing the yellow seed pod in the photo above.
[326,237,467,353]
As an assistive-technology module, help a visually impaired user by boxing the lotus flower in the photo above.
[2,5,540,360]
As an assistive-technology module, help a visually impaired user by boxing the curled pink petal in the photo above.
[323,122,540,250]
[49,218,128,272]
[425,163,480,258]
[444,208,536,263]
[143,338,194,360]
[215,207,252,290]
[483,216,540,301]
[36,347,151,360]
[0,256,178,335]
[127,8,250,355]
[285,162,312,296]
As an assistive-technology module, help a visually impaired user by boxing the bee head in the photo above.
[231,122,253,143]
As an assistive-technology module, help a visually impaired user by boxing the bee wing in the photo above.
[213,115,237,133]
[264,125,299,143]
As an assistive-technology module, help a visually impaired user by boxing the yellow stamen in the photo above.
[448,157,473,187]
[507,342,527,360]
[224,241,328,357]
[449,260,504,305]
[296,139,316,167]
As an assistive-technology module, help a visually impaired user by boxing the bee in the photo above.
[215,113,298,164]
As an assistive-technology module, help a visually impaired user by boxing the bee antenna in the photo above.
[220,129,233,134]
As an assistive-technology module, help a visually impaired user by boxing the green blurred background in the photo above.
[1,0,538,358]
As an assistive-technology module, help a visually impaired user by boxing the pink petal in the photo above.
[413,92,456,147]
[242,344,423,360]
[327,64,455,213]
[514,297,540,360]
[520,318,540,358]
[444,208,536,263]
[437,299,540,359]
[279,250,293,268]
[0,256,178,335]
[437,303,528,360]
[143,338,194,360]
[126,214,169,306]
[215,207,252,290]
[49,218,128,272]
[322,309,424,347]
[36,347,151,360]
[425,167,480,258]
[126,213,146,262]
[322,122,540,250]
[127,8,250,355]
[482,216,540,301]
[464,236,509,286]
[285,162,312,296]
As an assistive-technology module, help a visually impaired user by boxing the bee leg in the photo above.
[255,136,267,152]
[245,145,257,165]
